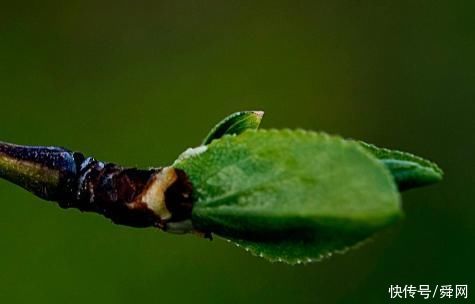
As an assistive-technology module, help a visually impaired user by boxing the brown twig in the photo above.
[0,141,193,232]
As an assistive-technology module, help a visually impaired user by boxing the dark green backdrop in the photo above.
[0,1,473,303]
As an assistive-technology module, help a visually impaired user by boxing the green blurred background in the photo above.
[0,1,473,303]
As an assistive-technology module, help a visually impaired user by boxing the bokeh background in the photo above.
[0,1,473,303]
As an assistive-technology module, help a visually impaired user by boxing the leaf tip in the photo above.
[202,110,265,145]
[251,110,265,118]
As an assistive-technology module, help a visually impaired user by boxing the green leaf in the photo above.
[175,130,402,264]
[202,111,443,191]
[359,141,443,191]
[202,111,264,145]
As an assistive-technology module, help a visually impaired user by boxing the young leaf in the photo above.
[202,111,264,145]
[203,111,443,191]
[359,141,443,191]
[175,130,402,264]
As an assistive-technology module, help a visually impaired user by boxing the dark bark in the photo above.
[0,141,193,230]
